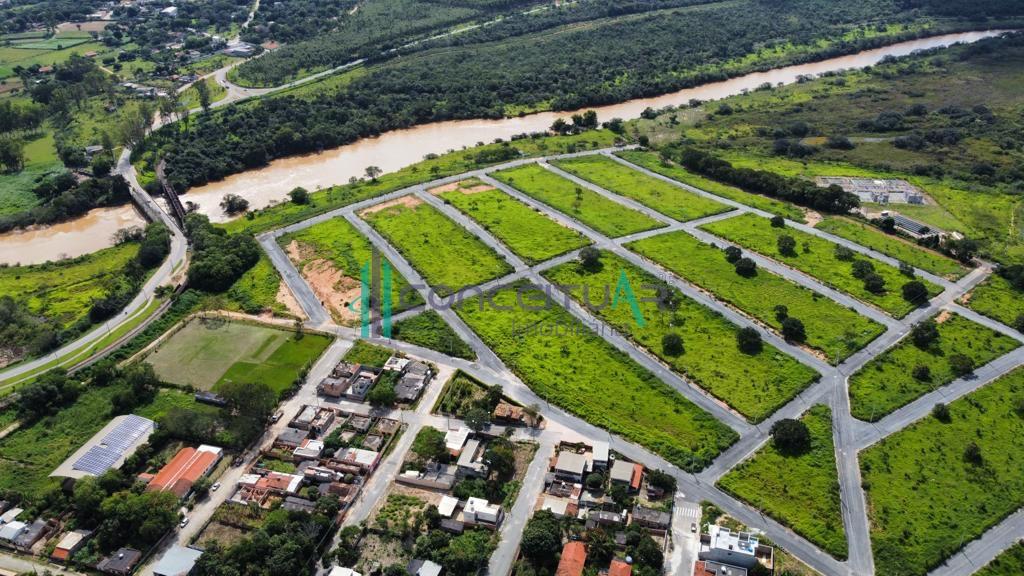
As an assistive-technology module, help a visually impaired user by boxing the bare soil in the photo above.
[358,195,422,216]
[286,240,360,324]
[275,281,305,318]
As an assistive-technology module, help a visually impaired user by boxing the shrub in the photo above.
[781,317,806,342]
[899,262,916,278]
[863,272,886,294]
[834,244,855,261]
[662,333,684,356]
[288,187,310,204]
[963,441,983,465]
[770,418,811,455]
[931,403,951,422]
[220,193,250,214]
[770,215,786,228]
[724,246,742,263]
[734,257,757,277]
[851,259,875,279]
[912,365,931,382]
[579,246,601,270]
[736,327,762,354]
[948,353,975,377]
[911,320,939,348]
[901,281,929,304]
[773,305,789,321]
[777,234,797,256]
[1014,314,1024,333]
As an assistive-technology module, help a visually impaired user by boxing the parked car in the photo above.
[690,523,697,533]
[180,517,189,529]
[211,482,222,492]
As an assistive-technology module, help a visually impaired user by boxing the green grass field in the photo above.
[966,274,1024,329]
[0,41,110,79]
[391,311,475,360]
[702,213,942,318]
[862,367,1024,576]
[0,386,209,500]
[814,217,967,279]
[455,281,738,471]
[145,319,330,395]
[552,155,730,222]
[542,251,818,422]
[849,313,1019,421]
[0,242,139,329]
[614,150,806,222]
[179,77,228,110]
[437,180,590,263]
[976,544,1024,576]
[717,405,846,559]
[0,129,62,216]
[279,217,421,322]
[361,200,512,294]
[627,231,885,363]
[491,163,663,238]
[225,253,291,317]
[343,340,396,366]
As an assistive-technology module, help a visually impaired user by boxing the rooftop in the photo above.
[708,525,759,557]
[152,545,203,576]
[555,451,587,476]
[52,415,156,479]
[555,541,587,576]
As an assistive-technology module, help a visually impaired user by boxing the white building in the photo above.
[463,497,502,526]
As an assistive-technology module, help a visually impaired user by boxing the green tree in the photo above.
[411,427,447,462]
[777,234,797,256]
[465,406,490,431]
[520,510,562,565]
[770,418,810,455]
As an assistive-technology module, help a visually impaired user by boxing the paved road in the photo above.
[0,551,85,575]
[667,498,701,575]
[488,436,557,576]
[927,510,1024,576]
[246,144,1024,576]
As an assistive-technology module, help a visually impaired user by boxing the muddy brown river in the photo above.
[0,29,1007,265]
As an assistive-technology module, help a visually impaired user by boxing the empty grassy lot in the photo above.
[628,231,884,363]
[391,311,475,360]
[965,274,1024,328]
[0,386,208,500]
[455,281,737,471]
[614,150,806,222]
[361,200,512,293]
[491,163,663,238]
[542,251,818,422]
[437,180,590,263]
[862,367,1024,576]
[145,319,330,395]
[552,155,730,222]
[814,217,967,279]
[225,253,291,317]
[976,544,1024,576]
[717,405,846,559]
[343,340,396,366]
[849,313,1019,421]
[0,242,139,330]
[702,213,942,318]
[279,217,421,320]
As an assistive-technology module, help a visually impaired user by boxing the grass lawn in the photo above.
[542,251,818,422]
[455,281,738,471]
[391,311,475,360]
[849,313,1019,421]
[976,544,1024,576]
[281,216,422,316]
[433,370,490,417]
[343,340,396,366]
[614,150,806,222]
[437,180,590,263]
[490,163,663,238]
[717,405,846,559]
[553,155,730,222]
[179,77,228,110]
[361,200,512,294]
[0,386,208,500]
[814,217,967,279]
[225,253,291,317]
[966,274,1024,329]
[862,367,1024,576]
[0,242,138,329]
[0,130,62,216]
[145,319,330,394]
[627,231,885,363]
[0,41,110,79]
[702,213,942,318]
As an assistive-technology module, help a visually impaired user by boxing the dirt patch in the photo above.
[427,182,462,194]
[935,310,953,324]
[302,259,362,325]
[196,522,247,548]
[275,281,305,318]
[388,482,445,506]
[803,208,822,227]
[428,180,495,196]
[358,195,421,216]
[58,21,110,32]
[959,291,973,305]
[0,347,24,369]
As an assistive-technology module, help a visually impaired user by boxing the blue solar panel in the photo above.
[71,415,154,476]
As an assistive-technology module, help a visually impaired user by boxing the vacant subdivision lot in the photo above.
[491,163,663,238]
[965,274,1024,328]
[814,217,967,279]
[614,150,806,221]
[361,198,513,293]
[145,319,331,395]
[455,281,738,471]
[628,231,884,363]
[279,217,420,323]
[862,367,1024,576]
[553,155,730,222]
[434,179,590,263]
[717,405,846,559]
[849,313,1019,421]
[391,311,475,360]
[542,251,818,422]
[0,386,206,499]
[702,213,942,318]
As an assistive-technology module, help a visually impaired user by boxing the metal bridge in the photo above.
[155,159,187,226]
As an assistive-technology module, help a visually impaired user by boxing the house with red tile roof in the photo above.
[146,445,221,498]
[555,541,587,576]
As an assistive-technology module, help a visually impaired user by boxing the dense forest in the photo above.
[145,0,1024,189]
[241,0,356,45]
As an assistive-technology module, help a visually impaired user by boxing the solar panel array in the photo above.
[72,415,155,476]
